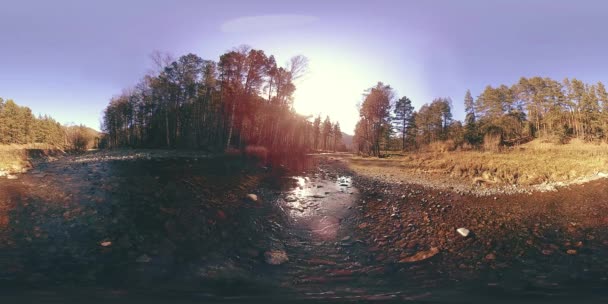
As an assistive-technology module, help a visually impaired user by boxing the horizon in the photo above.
[2,0,608,134]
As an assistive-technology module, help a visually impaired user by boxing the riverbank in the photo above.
[2,150,608,302]
[0,144,65,178]
[341,139,608,196]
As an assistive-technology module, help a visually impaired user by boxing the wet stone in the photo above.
[246,194,258,202]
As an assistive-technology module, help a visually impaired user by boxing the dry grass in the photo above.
[0,149,30,174]
[349,139,608,187]
[0,144,64,175]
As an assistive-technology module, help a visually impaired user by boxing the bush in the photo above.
[71,133,89,152]
[65,125,97,152]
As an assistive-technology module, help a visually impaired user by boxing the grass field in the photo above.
[347,139,608,188]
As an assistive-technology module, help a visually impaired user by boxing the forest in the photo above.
[0,97,99,151]
[101,47,344,154]
[354,77,608,156]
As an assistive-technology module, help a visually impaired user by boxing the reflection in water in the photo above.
[283,173,357,240]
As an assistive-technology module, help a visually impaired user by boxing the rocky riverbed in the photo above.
[1,151,608,303]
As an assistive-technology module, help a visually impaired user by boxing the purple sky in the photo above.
[1,0,608,133]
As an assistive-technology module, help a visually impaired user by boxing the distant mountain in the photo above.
[341,132,354,150]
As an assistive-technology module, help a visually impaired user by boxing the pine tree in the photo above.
[393,96,414,150]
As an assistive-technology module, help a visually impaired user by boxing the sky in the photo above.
[1,0,608,134]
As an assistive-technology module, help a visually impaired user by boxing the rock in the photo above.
[341,236,351,242]
[264,250,288,265]
[246,194,258,202]
[485,253,496,260]
[6,174,18,180]
[566,249,577,255]
[100,241,112,247]
[398,247,440,263]
[285,196,297,202]
[456,228,470,237]
[136,254,152,263]
[358,222,369,229]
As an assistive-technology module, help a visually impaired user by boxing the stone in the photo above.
[456,227,470,237]
[6,175,18,180]
[285,196,297,202]
[566,249,577,255]
[100,241,112,247]
[246,194,258,202]
[485,253,496,260]
[398,247,440,263]
[341,236,351,242]
[264,250,289,265]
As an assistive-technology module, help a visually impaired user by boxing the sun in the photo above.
[292,56,369,134]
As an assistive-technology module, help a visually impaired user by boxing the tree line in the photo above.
[102,46,342,154]
[354,77,608,156]
[0,97,98,151]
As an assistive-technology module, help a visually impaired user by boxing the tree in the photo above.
[101,46,329,155]
[333,122,342,152]
[463,90,480,146]
[393,96,414,150]
[415,98,452,144]
[312,115,321,150]
[597,82,608,141]
[355,82,394,156]
[0,98,66,147]
[322,116,332,150]
[404,111,418,150]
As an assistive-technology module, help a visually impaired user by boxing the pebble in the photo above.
[456,228,470,237]
[246,194,258,202]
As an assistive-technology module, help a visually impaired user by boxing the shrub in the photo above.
[65,125,97,152]
[71,133,89,152]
